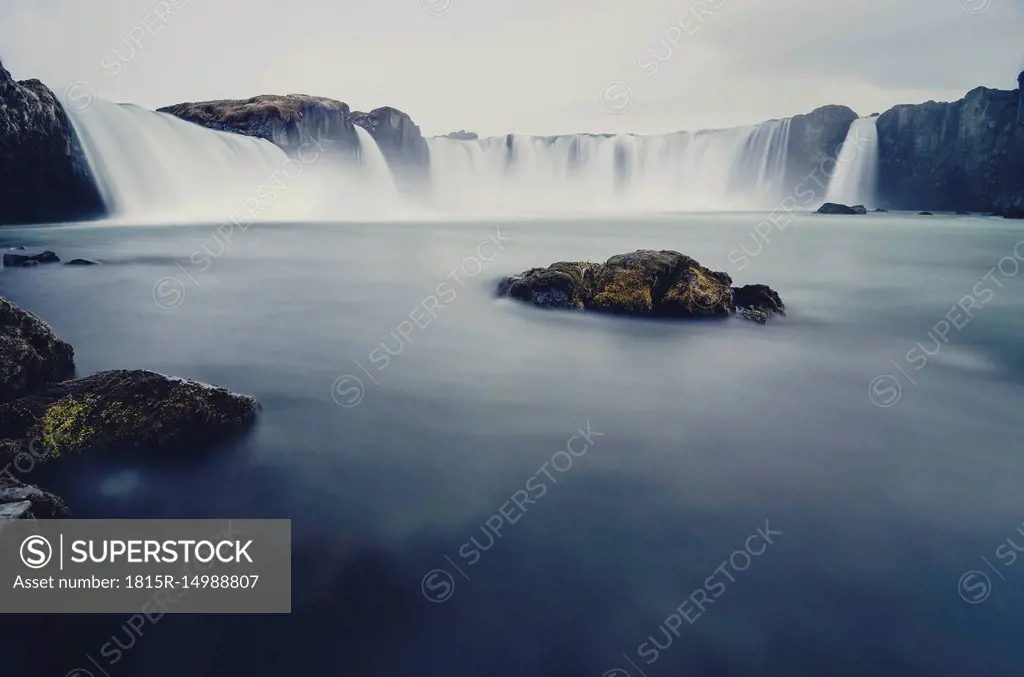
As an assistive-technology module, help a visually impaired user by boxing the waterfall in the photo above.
[354,126,400,202]
[67,97,803,221]
[825,117,879,208]
[69,100,291,221]
[423,118,795,215]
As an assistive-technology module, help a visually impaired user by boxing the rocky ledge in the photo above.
[0,61,105,225]
[159,94,359,157]
[0,296,260,519]
[498,250,784,324]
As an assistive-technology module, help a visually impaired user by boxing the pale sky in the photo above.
[2,0,1021,136]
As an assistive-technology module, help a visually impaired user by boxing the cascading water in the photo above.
[68,97,802,221]
[69,100,291,221]
[423,118,795,215]
[824,117,879,208]
[353,126,400,202]
[68,98,409,222]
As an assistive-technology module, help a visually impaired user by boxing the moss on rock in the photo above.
[498,249,784,322]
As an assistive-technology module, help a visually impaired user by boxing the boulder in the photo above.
[0,297,75,404]
[919,211,934,216]
[0,61,106,225]
[0,370,260,458]
[3,250,60,267]
[816,202,863,215]
[498,250,784,322]
[65,258,98,266]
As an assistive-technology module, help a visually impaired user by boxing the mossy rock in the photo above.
[0,370,260,457]
[498,249,784,323]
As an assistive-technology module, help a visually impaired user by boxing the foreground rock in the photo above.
[498,250,784,323]
[0,297,75,404]
[0,472,69,519]
[0,370,260,458]
[816,202,866,215]
[0,61,105,225]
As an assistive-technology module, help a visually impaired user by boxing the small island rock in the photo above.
[498,250,784,323]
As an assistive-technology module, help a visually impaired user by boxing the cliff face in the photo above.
[350,106,430,189]
[783,104,859,192]
[158,94,360,158]
[0,63,106,225]
[876,82,1024,213]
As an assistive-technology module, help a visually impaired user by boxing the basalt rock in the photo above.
[0,297,75,405]
[498,250,784,323]
[3,250,60,267]
[159,94,360,158]
[0,370,260,457]
[350,106,430,190]
[784,105,859,196]
[0,61,106,225]
[876,73,1024,213]
[816,202,864,215]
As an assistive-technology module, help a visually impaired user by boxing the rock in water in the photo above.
[0,297,76,404]
[65,258,99,266]
[498,250,784,322]
[816,202,864,215]
[0,370,260,457]
[3,250,61,267]
[0,61,105,225]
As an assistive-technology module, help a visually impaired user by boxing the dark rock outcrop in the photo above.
[0,370,260,458]
[0,61,105,225]
[350,106,430,190]
[3,250,60,267]
[0,296,261,519]
[65,258,98,266]
[159,94,359,158]
[498,250,784,323]
[441,129,478,140]
[0,297,75,404]
[816,202,865,215]
[783,105,859,195]
[0,471,69,519]
[876,76,1024,213]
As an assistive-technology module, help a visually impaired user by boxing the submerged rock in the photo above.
[498,250,784,323]
[3,250,60,267]
[65,258,98,266]
[919,211,934,216]
[0,370,260,458]
[816,202,865,215]
[0,297,75,404]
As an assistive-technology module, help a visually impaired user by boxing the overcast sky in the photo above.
[2,0,1021,136]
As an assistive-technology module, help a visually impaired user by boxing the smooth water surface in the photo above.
[1,212,1022,676]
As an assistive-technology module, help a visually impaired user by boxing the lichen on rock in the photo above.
[498,249,784,323]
